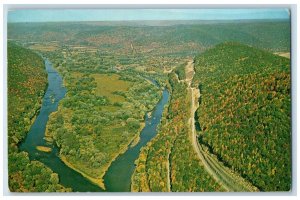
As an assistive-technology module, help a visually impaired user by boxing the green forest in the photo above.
[8,20,290,55]
[7,19,292,192]
[44,47,164,188]
[192,42,291,191]
[131,73,224,192]
[8,42,71,192]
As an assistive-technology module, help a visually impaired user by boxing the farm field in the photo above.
[7,10,291,193]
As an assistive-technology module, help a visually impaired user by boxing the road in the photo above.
[185,60,259,192]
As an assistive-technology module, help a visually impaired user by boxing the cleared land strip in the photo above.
[166,151,171,192]
[186,61,259,192]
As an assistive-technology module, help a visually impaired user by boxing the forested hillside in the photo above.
[8,20,290,57]
[192,42,291,191]
[131,73,224,192]
[8,42,70,192]
[7,18,291,192]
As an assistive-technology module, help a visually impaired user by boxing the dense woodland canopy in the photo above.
[7,19,291,192]
[8,20,290,55]
[132,73,224,192]
[7,42,70,192]
[44,46,163,186]
[192,42,291,191]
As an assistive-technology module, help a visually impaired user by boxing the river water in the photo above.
[103,88,169,192]
[19,59,103,192]
[19,59,169,192]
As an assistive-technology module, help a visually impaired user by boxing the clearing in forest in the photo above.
[92,73,132,103]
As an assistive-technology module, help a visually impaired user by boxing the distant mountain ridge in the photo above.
[8,18,289,26]
[8,20,290,54]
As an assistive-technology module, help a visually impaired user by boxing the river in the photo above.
[104,88,169,192]
[19,59,103,192]
[19,59,169,192]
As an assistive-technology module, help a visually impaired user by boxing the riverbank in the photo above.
[131,95,171,192]
[59,155,106,190]
[57,121,147,191]
[129,123,145,148]
[9,44,71,191]
[104,88,170,192]
[20,70,48,147]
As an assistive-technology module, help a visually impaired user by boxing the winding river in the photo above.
[19,59,103,192]
[19,59,170,192]
[104,87,169,192]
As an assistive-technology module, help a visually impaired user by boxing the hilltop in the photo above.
[193,42,291,191]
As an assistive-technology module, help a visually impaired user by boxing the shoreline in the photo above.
[58,121,147,191]
[101,121,146,179]
[60,155,106,190]
[17,66,47,148]
[50,71,158,191]
[129,122,145,148]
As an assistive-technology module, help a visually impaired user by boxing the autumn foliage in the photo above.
[193,42,291,191]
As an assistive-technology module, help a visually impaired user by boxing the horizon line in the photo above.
[8,9,290,23]
[7,18,290,24]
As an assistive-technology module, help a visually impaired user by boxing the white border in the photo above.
[1,1,299,200]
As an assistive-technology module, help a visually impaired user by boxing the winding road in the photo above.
[184,60,259,192]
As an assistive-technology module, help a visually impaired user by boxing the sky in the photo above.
[8,9,290,23]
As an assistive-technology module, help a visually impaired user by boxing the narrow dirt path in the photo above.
[185,60,195,86]
[166,155,171,192]
[185,60,259,192]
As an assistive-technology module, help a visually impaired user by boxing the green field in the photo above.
[92,73,132,103]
